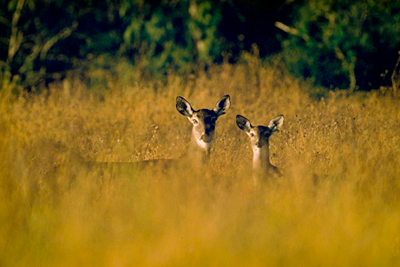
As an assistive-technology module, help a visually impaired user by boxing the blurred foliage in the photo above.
[1,0,400,93]
[0,0,121,90]
[119,0,222,74]
[278,0,400,91]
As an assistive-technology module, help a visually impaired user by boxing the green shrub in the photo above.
[278,0,400,91]
[120,0,222,75]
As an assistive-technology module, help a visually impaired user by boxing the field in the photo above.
[1,58,400,266]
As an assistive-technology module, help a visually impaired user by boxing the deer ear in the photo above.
[268,115,284,132]
[213,95,231,116]
[176,96,194,117]
[236,115,252,133]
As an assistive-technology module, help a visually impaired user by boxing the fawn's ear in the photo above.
[176,96,195,117]
[213,95,231,117]
[236,114,252,133]
[268,115,284,133]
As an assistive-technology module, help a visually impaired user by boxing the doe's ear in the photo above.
[213,95,231,116]
[268,115,284,132]
[236,114,252,132]
[176,96,194,117]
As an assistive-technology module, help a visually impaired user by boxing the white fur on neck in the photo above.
[194,137,212,151]
[191,126,212,154]
[188,131,212,164]
[252,146,272,175]
[186,138,210,165]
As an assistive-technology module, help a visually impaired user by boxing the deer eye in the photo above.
[192,119,198,124]
[250,133,255,137]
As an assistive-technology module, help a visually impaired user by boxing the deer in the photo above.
[236,114,284,186]
[86,95,231,174]
[175,95,231,164]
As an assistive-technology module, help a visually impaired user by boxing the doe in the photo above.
[236,114,284,186]
[86,95,230,174]
[176,95,231,164]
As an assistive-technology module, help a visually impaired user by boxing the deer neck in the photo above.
[187,130,211,164]
[252,144,273,177]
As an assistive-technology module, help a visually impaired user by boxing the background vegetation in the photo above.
[277,0,400,91]
[1,0,399,92]
[1,1,400,266]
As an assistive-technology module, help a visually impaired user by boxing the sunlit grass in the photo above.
[1,57,400,266]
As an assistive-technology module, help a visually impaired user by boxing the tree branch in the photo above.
[40,21,79,60]
[391,51,400,97]
[0,16,10,27]
[334,47,356,91]
[7,0,25,64]
[275,21,309,42]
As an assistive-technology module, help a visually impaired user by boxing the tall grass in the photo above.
[1,57,400,266]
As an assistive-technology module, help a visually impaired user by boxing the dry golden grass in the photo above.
[1,57,400,266]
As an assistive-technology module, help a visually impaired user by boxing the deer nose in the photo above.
[255,141,263,148]
[203,125,214,137]
[205,124,213,134]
